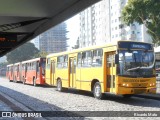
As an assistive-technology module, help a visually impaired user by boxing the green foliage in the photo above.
[0,62,8,68]
[122,0,160,44]
[6,42,39,64]
[35,51,48,58]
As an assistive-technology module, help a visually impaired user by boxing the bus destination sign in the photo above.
[0,34,17,48]
[118,41,153,50]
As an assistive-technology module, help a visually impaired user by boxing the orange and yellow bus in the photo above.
[46,40,156,99]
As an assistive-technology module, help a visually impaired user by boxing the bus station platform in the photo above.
[0,80,160,113]
[0,91,160,113]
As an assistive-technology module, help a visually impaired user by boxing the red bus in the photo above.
[21,57,46,86]
[6,64,14,82]
[13,62,22,82]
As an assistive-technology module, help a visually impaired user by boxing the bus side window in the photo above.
[17,65,19,72]
[82,51,92,67]
[107,55,112,67]
[63,55,68,68]
[57,56,64,68]
[33,62,36,70]
[77,53,81,67]
[36,62,39,72]
[25,63,27,71]
[31,63,32,70]
[92,49,103,67]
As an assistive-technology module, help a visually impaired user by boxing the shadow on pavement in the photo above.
[0,85,86,119]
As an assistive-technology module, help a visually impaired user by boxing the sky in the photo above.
[66,14,80,50]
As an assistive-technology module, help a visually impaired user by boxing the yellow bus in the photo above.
[45,40,156,99]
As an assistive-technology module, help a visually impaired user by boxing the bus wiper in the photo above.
[127,66,152,72]
[127,67,140,72]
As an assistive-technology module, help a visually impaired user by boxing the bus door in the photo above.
[106,52,116,93]
[69,57,76,88]
[50,60,55,86]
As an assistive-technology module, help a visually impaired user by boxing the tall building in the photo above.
[79,0,152,48]
[39,22,68,53]
[31,36,40,50]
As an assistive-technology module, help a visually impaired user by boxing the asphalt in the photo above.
[0,90,160,112]
[0,79,160,114]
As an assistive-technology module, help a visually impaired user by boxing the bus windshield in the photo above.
[118,50,155,77]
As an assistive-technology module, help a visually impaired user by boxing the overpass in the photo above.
[0,0,101,57]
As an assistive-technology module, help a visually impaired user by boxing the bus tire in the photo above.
[93,82,104,99]
[33,78,36,86]
[57,79,62,92]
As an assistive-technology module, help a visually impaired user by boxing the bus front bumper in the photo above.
[117,87,156,95]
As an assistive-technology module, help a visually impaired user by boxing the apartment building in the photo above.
[31,22,68,53]
[79,0,152,48]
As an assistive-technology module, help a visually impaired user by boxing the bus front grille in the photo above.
[132,83,148,87]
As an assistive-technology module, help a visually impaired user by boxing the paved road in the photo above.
[0,77,160,120]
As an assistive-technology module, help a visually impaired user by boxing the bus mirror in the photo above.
[115,54,119,64]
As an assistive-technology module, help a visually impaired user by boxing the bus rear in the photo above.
[38,58,46,85]
[116,41,156,95]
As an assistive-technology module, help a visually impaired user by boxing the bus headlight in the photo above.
[122,83,129,87]
[149,83,155,86]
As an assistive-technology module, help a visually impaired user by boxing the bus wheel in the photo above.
[33,78,36,87]
[93,82,104,99]
[57,80,62,92]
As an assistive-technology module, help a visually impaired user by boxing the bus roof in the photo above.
[21,57,45,64]
[14,62,21,65]
[47,42,117,58]
[7,64,14,67]
[47,40,153,58]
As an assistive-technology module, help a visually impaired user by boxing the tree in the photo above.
[122,0,160,44]
[6,42,39,63]
[0,62,8,68]
[35,51,49,58]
